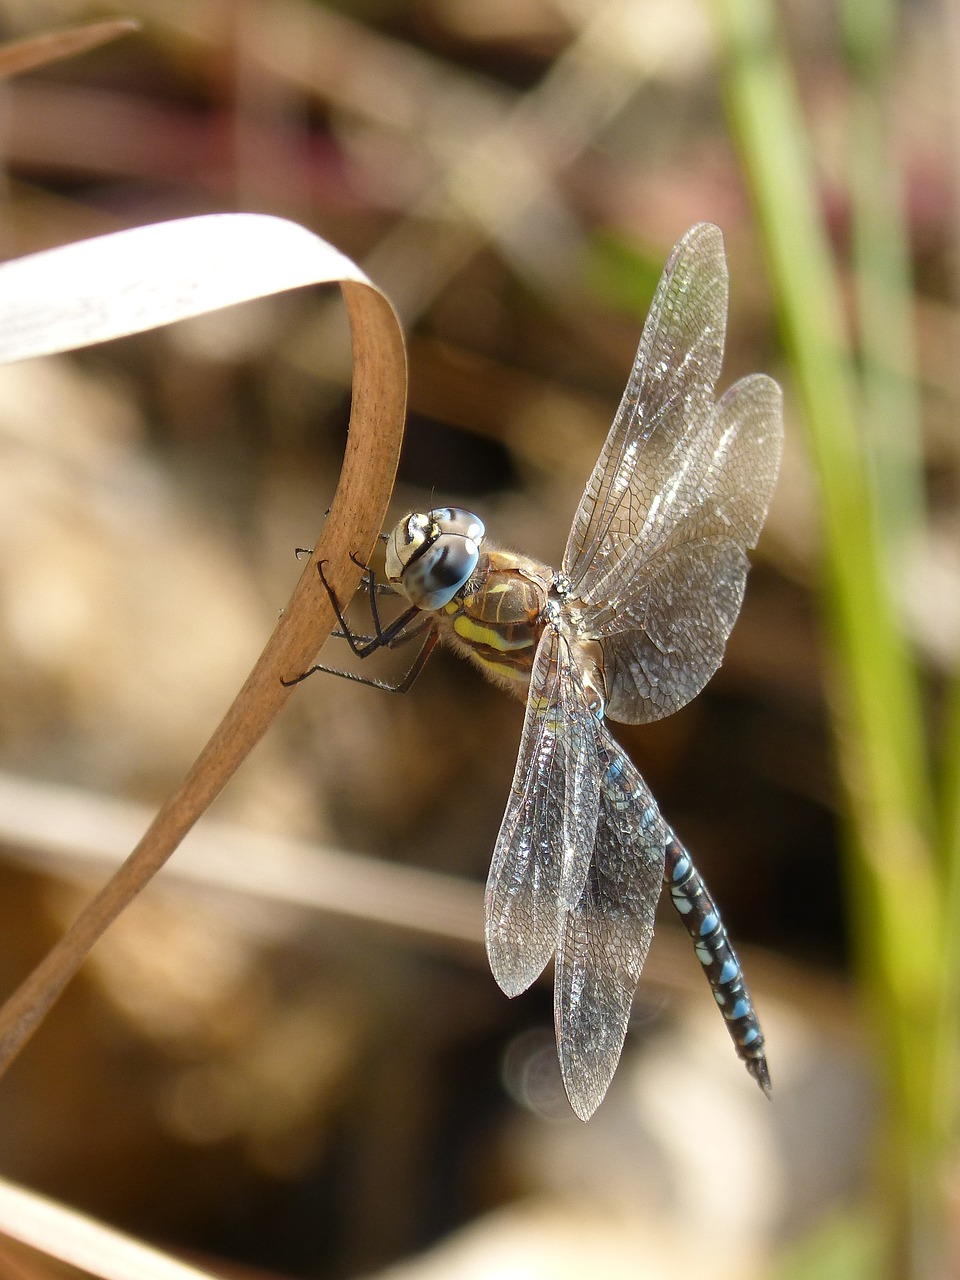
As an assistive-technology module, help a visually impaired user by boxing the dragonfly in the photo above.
[291,223,783,1120]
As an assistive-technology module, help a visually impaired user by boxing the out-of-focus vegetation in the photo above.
[0,2,957,1279]
[720,0,959,1274]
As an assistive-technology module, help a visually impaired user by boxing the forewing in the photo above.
[485,624,601,997]
[563,223,728,600]
[596,372,783,722]
[554,725,667,1120]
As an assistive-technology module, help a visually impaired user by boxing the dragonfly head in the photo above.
[385,507,486,611]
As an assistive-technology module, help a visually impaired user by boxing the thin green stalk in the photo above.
[712,0,941,1267]
[930,0,960,1215]
[840,0,953,1189]
[938,664,960,1143]
[944,670,960,873]
[841,0,926,563]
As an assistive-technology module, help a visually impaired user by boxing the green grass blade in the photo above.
[935,665,960,1144]
[840,0,926,561]
[712,0,942,1263]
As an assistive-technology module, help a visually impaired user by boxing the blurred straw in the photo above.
[245,0,672,327]
[0,768,852,1028]
[0,1173,219,1280]
[0,770,484,955]
[0,19,139,81]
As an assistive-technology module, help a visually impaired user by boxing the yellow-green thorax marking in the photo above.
[437,548,553,694]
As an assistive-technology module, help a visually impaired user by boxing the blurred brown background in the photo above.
[1,0,950,1276]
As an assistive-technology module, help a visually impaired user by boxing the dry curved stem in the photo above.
[0,18,140,79]
[0,214,407,1075]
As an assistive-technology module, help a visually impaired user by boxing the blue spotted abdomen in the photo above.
[665,835,770,1093]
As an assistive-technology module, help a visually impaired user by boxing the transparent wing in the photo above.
[561,222,783,723]
[554,725,667,1120]
[563,223,729,600]
[593,373,783,722]
[484,624,602,997]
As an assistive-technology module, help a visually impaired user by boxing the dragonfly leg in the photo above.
[349,553,393,640]
[281,558,436,692]
[282,627,439,693]
[314,559,417,658]
[664,832,771,1094]
[331,615,433,648]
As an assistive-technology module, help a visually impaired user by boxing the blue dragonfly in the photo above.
[293,224,783,1119]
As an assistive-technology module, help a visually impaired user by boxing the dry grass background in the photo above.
[0,1,955,1277]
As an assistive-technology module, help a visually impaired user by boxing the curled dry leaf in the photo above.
[0,213,407,1073]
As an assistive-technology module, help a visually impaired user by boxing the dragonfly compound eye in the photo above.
[426,507,485,547]
[402,531,482,610]
[384,512,433,586]
[385,508,485,611]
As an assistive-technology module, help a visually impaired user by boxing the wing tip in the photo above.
[567,1092,601,1122]
[561,1067,606,1121]
[662,222,725,278]
[684,220,723,241]
[485,929,550,999]
[556,1012,629,1123]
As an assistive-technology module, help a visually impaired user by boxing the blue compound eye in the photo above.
[426,507,485,546]
[403,533,480,609]
[384,508,485,610]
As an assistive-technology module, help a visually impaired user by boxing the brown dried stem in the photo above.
[0,218,406,1075]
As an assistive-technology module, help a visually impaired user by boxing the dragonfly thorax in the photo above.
[385,506,486,611]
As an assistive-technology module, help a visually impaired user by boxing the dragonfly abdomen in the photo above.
[664,835,771,1094]
[601,747,663,832]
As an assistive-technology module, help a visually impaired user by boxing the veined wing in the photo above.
[590,372,782,722]
[561,223,783,723]
[555,724,667,1120]
[563,223,729,602]
[485,623,602,997]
